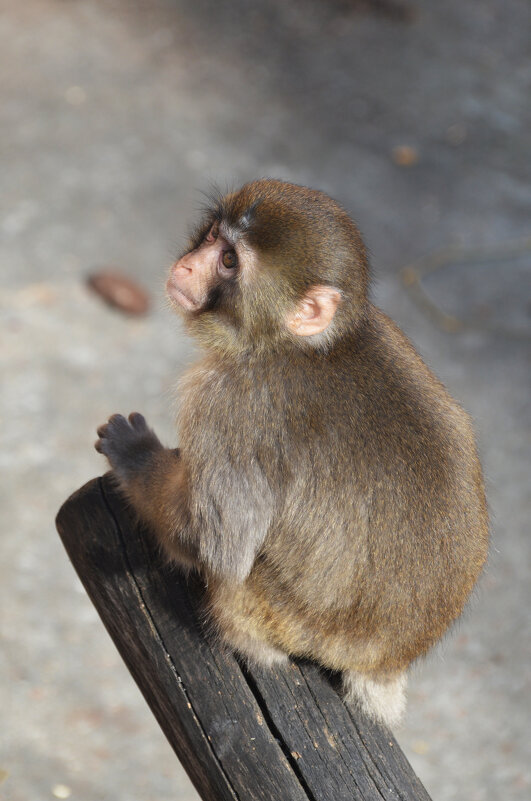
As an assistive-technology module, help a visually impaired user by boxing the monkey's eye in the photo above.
[205,225,218,243]
[221,250,238,270]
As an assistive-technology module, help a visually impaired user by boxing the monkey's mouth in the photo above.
[166,277,200,311]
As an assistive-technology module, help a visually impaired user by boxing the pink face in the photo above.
[166,224,238,312]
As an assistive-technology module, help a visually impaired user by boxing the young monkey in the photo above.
[96,179,489,728]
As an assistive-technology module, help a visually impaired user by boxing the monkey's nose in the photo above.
[172,258,193,277]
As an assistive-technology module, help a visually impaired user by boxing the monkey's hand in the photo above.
[94,414,192,558]
[95,412,164,486]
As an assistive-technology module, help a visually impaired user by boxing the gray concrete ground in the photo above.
[1,0,530,799]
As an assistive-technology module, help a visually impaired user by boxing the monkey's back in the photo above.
[180,304,489,675]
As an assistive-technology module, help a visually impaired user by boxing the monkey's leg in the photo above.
[207,580,290,669]
[342,670,407,728]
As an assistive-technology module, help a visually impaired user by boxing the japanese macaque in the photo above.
[96,179,489,728]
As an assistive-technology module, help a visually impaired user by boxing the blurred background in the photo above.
[1,0,530,799]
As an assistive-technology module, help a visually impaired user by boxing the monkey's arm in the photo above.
[95,412,274,580]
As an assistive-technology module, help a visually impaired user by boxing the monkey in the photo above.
[95,179,489,728]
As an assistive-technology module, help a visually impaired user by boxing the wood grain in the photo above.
[56,474,432,801]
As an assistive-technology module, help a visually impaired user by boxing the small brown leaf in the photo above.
[87,270,150,316]
[392,145,419,167]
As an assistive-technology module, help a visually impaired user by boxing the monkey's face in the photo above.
[167,179,370,353]
[166,221,239,313]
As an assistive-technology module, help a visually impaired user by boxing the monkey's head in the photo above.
[167,179,370,354]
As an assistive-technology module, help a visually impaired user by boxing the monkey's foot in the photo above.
[227,630,290,669]
[343,670,407,729]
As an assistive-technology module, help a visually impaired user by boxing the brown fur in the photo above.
[96,180,489,727]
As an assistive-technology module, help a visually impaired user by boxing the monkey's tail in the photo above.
[342,670,407,729]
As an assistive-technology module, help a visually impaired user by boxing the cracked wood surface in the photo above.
[56,474,432,801]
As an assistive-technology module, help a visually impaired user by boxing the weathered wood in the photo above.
[56,475,432,801]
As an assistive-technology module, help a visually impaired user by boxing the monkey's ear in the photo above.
[286,285,341,337]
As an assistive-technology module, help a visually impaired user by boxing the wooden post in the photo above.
[56,474,432,801]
